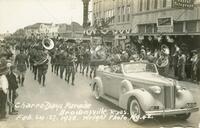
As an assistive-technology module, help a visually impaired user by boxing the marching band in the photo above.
[0,35,200,120]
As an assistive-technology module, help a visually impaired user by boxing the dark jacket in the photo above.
[6,72,18,90]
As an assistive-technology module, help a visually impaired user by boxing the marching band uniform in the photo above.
[14,49,29,86]
[36,50,49,86]
[82,49,91,76]
[66,51,76,85]
[59,50,66,79]
[54,50,60,76]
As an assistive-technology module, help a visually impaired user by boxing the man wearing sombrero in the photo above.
[0,57,9,119]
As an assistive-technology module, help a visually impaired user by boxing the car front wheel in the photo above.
[175,113,191,120]
[93,83,101,100]
[129,98,144,124]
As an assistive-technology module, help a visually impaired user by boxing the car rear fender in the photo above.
[91,77,104,96]
[119,89,155,111]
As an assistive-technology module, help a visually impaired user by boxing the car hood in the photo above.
[124,72,174,86]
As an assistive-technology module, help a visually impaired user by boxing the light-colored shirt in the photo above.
[0,75,8,94]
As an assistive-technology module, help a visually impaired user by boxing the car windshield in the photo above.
[123,63,157,73]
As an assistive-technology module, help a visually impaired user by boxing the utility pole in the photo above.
[82,0,90,28]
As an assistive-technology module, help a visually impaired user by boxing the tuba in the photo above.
[34,38,54,66]
[42,38,54,50]
[156,44,170,68]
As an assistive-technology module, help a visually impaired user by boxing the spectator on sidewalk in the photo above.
[191,50,198,82]
[177,50,186,80]
[0,58,9,120]
[6,65,18,115]
[196,50,200,85]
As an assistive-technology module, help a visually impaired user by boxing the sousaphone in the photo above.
[42,38,54,50]
[34,38,54,66]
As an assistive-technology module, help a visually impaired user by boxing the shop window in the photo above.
[186,21,197,32]
[153,24,158,33]
[146,24,153,33]
[174,22,183,32]
[138,25,146,33]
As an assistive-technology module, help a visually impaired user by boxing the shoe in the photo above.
[12,110,18,113]
[9,112,18,115]
[72,83,74,86]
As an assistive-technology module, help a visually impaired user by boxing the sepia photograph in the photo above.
[0,0,200,128]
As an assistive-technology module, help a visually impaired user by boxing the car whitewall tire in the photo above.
[129,98,144,124]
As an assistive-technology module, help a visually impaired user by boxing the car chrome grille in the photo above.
[164,86,176,109]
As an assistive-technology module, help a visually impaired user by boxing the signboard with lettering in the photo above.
[172,0,194,9]
[157,17,173,33]
[157,17,173,27]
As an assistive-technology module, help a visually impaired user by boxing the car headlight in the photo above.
[175,81,186,93]
[149,86,161,94]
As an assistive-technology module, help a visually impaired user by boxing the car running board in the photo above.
[102,95,119,106]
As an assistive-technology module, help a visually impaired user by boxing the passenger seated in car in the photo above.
[111,64,121,73]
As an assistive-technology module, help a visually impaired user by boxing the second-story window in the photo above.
[140,0,143,11]
[127,5,131,21]
[147,0,150,10]
[154,0,158,9]
[163,0,167,8]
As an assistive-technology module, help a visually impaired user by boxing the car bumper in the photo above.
[145,107,199,116]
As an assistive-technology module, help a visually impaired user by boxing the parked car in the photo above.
[90,62,199,123]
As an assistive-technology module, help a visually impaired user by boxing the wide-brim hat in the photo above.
[191,49,197,53]
[0,58,9,75]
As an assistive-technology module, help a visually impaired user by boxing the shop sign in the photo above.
[157,17,173,27]
[157,17,173,33]
[172,0,194,9]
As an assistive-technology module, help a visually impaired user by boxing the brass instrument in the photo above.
[34,38,54,66]
[156,44,170,68]
[42,38,54,50]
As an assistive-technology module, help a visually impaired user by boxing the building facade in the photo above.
[92,0,200,47]
[92,0,200,34]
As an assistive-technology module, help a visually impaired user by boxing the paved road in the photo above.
[1,66,200,128]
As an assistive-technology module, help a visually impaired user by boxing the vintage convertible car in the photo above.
[90,62,199,123]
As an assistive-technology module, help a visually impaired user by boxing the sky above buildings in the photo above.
[0,0,91,33]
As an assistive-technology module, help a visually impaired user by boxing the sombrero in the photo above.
[0,57,9,75]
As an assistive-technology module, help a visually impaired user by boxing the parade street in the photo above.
[0,66,200,128]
